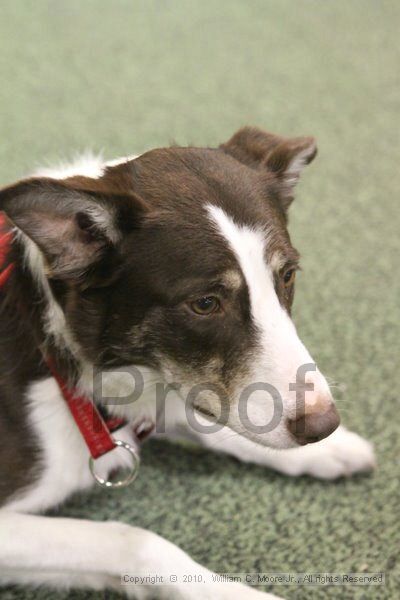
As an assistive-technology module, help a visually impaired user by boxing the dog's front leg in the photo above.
[161,403,375,479]
[0,511,280,599]
[203,424,375,479]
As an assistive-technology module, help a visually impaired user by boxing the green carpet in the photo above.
[1,1,399,598]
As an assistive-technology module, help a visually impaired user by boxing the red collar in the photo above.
[0,211,139,487]
[0,213,14,287]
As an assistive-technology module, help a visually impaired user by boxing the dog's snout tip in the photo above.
[288,403,340,445]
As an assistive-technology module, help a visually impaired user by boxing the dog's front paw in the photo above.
[281,425,376,480]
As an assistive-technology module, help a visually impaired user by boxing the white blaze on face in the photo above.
[207,205,332,448]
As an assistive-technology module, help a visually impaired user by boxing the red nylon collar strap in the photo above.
[47,359,125,459]
[0,212,133,476]
[0,213,14,288]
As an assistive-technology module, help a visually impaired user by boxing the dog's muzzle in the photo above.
[288,400,340,445]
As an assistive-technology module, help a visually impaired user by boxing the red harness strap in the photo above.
[0,211,124,461]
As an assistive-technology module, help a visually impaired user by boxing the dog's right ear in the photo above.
[220,126,317,210]
[0,177,148,281]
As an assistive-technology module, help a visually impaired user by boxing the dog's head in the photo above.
[0,127,339,449]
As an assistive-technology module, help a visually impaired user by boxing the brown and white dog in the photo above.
[0,127,375,599]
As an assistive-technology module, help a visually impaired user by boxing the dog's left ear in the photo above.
[220,126,317,210]
[0,176,148,283]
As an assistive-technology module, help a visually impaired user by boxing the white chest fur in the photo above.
[6,377,136,513]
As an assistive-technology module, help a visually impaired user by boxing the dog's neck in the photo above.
[1,230,162,427]
[1,228,88,389]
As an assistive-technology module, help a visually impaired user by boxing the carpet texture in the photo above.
[1,1,399,598]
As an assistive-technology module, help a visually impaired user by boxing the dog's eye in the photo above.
[282,268,296,287]
[190,296,220,315]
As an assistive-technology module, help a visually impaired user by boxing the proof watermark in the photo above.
[92,362,318,436]
[120,572,385,587]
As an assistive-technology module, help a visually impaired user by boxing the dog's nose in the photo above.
[288,399,340,445]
